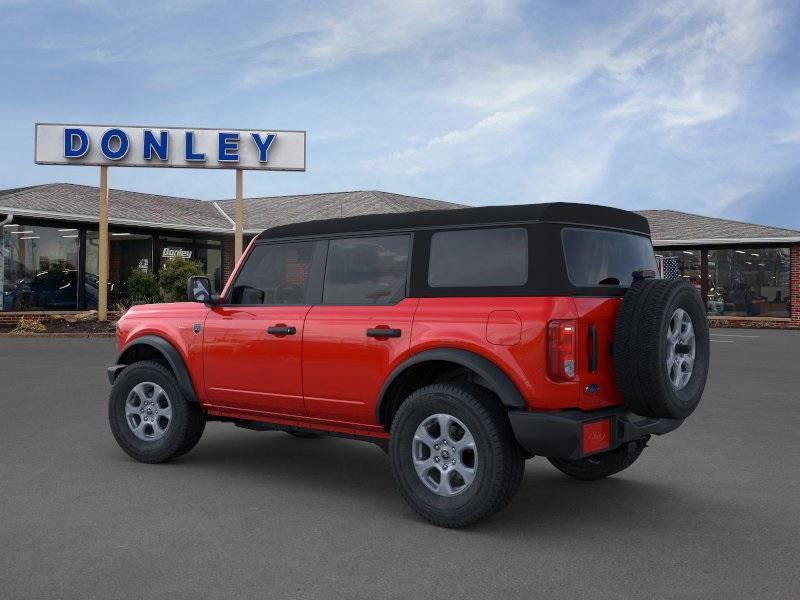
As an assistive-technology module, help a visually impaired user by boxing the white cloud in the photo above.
[378,106,536,175]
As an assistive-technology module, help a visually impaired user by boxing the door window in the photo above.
[229,241,316,305]
[322,235,410,305]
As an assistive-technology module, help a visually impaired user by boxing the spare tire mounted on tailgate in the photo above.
[613,276,709,419]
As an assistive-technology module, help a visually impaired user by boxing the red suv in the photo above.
[108,203,709,527]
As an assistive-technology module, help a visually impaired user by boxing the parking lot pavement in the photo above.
[1,330,799,600]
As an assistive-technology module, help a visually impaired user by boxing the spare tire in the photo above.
[613,278,709,419]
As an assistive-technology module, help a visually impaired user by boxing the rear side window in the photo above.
[323,235,410,304]
[428,227,528,287]
[230,241,315,305]
[562,228,656,287]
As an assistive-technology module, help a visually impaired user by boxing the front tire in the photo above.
[389,384,525,528]
[547,437,647,481]
[108,360,206,463]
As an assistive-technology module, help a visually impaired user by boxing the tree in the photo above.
[158,258,204,303]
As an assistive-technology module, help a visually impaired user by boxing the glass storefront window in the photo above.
[85,230,154,308]
[707,248,790,318]
[196,240,223,292]
[1,224,80,310]
[656,250,702,292]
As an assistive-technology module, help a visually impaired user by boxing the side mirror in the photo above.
[187,276,213,304]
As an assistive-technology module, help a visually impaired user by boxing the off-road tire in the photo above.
[548,437,648,481]
[613,278,709,419]
[389,384,525,528]
[108,360,205,463]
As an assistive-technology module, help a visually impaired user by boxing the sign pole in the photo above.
[234,168,244,262]
[98,166,109,321]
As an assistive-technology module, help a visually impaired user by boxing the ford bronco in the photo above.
[108,203,709,527]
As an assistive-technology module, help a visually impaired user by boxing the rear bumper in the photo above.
[508,406,683,460]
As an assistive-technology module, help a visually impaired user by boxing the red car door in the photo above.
[302,234,417,426]
[203,240,323,416]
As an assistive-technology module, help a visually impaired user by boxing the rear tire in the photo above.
[548,438,647,481]
[108,360,205,463]
[389,383,524,528]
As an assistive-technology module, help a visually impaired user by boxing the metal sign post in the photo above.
[235,169,244,262]
[34,123,306,320]
[98,166,109,321]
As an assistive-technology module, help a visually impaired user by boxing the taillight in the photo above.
[547,320,576,381]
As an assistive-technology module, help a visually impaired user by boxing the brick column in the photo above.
[222,236,235,283]
[791,244,800,324]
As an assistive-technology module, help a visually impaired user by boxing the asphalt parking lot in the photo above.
[1,330,799,599]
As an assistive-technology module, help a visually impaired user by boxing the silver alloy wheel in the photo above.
[666,307,696,390]
[412,413,478,497]
[125,382,172,441]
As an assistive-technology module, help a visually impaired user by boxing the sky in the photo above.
[1,0,799,228]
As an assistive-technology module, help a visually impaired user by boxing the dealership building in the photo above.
[1,182,798,328]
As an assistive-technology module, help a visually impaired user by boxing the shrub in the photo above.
[126,269,160,303]
[11,316,46,334]
[159,258,204,302]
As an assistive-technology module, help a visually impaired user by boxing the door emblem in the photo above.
[193,323,202,334]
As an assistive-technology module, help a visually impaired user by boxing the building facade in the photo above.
[1,183,798,328]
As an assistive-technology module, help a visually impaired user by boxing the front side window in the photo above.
[562,228,656,287]
[428,227,528,288]
[323,235,410,305]
[230,241,315,305]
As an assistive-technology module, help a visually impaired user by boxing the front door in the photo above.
[302,234,416,425]
[203,240,321,416]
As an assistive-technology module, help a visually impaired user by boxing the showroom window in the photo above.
[85,230,154,308]
[706,248,790,318]
[1,223,80,311]
[655,250,702,292]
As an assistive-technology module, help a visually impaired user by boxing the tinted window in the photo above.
[428,228,528,288]
[230,242,315,304]
[562,228,656,287]
[323,235,410,304]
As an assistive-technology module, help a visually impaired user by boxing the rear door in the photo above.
[302,234,417,425]
[203,240,324,415]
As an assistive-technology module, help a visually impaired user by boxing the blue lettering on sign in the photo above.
[251,133,276,162]
[185,131,205,161]
[143,130,168,160]
[218,132,239,162]
[64,128,89,158]
[100,128,129,160]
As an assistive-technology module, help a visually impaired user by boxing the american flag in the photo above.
[656,256,681,279]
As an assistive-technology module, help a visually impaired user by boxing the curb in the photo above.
[0,333,116,339]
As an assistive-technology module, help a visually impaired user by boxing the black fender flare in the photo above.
[110,335,198,403]
[376,348,527,424]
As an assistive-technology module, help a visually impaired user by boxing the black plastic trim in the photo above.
[376,348,527,424]
[508,406,683,460]
[111,334,198,403]
[367,328,401,338]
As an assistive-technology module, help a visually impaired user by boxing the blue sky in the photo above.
[1,0,799,228]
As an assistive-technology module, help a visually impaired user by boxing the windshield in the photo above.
[562,228,656,287]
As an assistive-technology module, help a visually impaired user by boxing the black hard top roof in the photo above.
[255,202,650,241]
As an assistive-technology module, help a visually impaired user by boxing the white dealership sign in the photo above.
[34,123,306,171]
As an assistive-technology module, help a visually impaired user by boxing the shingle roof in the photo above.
[215,190,461,231]
[636,209,800,245]
[2,183,798,245]
[0,183,230,232]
